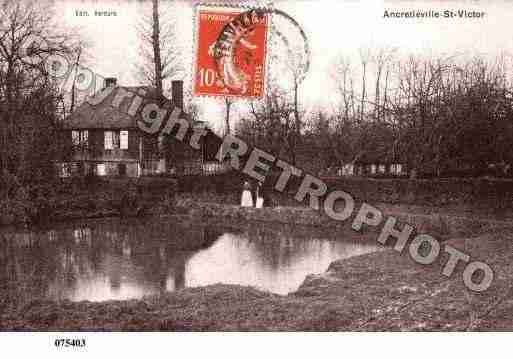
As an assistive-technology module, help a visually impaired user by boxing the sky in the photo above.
[57,0,513,132]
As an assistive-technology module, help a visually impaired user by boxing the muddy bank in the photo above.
[1,227,513,331]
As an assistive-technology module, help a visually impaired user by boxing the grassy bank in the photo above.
[178,173,513,211]
[3,175,513,226]
[0,177,179,226]
[174,195,513,239]
[1,228,513,331]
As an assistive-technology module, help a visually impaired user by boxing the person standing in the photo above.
[241,180,253,207]
[255,181,264,208]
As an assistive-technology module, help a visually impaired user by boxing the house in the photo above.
[337,150,407,177]
[59,78,226,178]
[337,162,405,177]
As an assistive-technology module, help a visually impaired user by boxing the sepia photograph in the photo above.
[0,0,512,356]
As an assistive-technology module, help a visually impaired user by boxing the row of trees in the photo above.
[237,49,513,178]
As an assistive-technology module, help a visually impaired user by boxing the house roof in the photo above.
[63,86,187,130]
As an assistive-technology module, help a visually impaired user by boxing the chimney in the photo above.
[171,80,183,109]
[104,77,117,88]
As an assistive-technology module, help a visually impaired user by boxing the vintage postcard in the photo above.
[0,0,512,357]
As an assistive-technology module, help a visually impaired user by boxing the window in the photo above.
[72,130,88,147]
[97,163,106,176]
[105,130,126,150]
[58,163,71,178]
[390,164,403,175]
[112,131,120,148]
[72,131,79,145]
[104,131,113,150]
[120,130,128,150]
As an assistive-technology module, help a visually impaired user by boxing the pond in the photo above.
[0,217,380,302]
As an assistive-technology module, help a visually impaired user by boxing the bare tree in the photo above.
[372,47,396,122]
[331,51,373,168]
[358,47,371,123]
[68,40,92,115]
[69,45,83,114]
[282,45,308,165]
[224,98,232,135]
[239,88,295,161]
[392,55,451,178]
[331,55,355,122]
[0,0,79,221]
[0,0,76,168]
[135,0,183,101]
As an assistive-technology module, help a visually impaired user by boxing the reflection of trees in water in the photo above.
[0,220,375,301]
[0,219,225,302]
[0,230,64,305]
[239,226,301,271]
[234,224,353,273]
[143,224,222,292]
[1,219,367,302]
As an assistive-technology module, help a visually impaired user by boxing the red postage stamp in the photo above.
[193,7,268,98]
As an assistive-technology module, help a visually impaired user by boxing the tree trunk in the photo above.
[292,79,300,165]
[70,48,82,114]
[225,98,232,135]
[152,0,163,103]
[360,61,366,122]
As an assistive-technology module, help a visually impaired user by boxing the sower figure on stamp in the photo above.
[241,180,253,207]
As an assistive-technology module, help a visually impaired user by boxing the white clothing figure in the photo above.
[255,182,264,208]
[241,181,253,207]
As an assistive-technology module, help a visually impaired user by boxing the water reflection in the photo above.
[0,218,379,301]
[186,227,378,294]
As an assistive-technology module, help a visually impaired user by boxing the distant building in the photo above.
[58,78,226,178]
[337,152,406,177]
